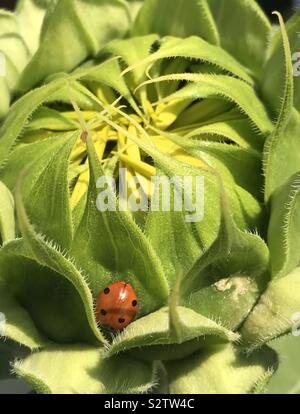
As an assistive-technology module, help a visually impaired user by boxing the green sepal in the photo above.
[102,35,159,88]
[262,10,300,114]
[164,343,278,394]
[241,266,300,350]
[268,335,300,394]
[0,181,15,244]
[0,1,49,117]
[14,183,106,345]
[17,0,131,92]
[105,306,238,359]
[263,12,294,202]
[27,107,79,131]
[124,36,253,86]
[183,230,270,330]
[141,74,272,134]
[13,344,157,394]
[208,0,271,77]
[264,109,300,203]
[1,132,77,249]
[0,77,67,164]
[0,340,29,380]
[183,118,264,151]
[0,269,48,349]
[268,171,300,279]
[0,238,102,347]
[155,130,265,233]
[131,0,220,46]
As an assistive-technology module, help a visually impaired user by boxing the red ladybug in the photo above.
[96,281,138,330]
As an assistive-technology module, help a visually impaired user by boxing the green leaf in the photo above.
[159,157,222,252]
[123,36,253,86]
[165,137,262,199]
[131,0,220,46]
[49,78,102,111]
[264,109,300,203]
[0,77,66,164]
[184,118,264,151]
[14,184,106,345]
[156,130,265,233]
[268,335,300,394]
[13,344,157,394]
[151,362,169,393]
[144,156,209,284]
[0,58,139,166]
[177,170,267,332]
[181,180,233,294]
[126,0,143,21]
[143,149,239,287]
[263,12,294,202]
[26,107,79,131]
[0,1,49,117]
[0,79,10,120]
[0,239,103,346]
[208,0,271,77]
[0,181,15,243]
[101,35,160,106]
[108,117,225,257]
[79,57,140,112]
[0,10,27,117]
[268,171,300,279]
[70,135,169,316]
[241,267,300,350]
[102,35,159,87]
[18,0,131,92]
[144,206,202,284]
[262,10,300,114]
[0,11,19,43]
[106,306,238,359]
[141,74,272,134]
[0,14,29,76]
[1,132,77,249]
[164,343,278,394]
[183,228,270,330]
[15,0,51,55]
[0,340,29,381]
[71,190,87,232]
[0,274,48,349]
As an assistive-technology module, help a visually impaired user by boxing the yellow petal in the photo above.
[153,136,206,169]
[70,164,89,209]
[115,153,156,178]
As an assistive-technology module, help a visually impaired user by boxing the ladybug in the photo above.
[96,282,138,330]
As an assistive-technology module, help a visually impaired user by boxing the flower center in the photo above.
[62,97,208,209]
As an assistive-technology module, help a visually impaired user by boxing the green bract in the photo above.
[0,0,299,394]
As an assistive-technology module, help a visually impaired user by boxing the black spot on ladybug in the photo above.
[100,309,107,316]
[118,318,125,324]
[149,39,162,54]
[104,287,110,294]
[132,300,137,307]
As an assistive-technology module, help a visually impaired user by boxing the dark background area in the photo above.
[1,0,16,9]
[260,0,295,19]
[0,0,296,20]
